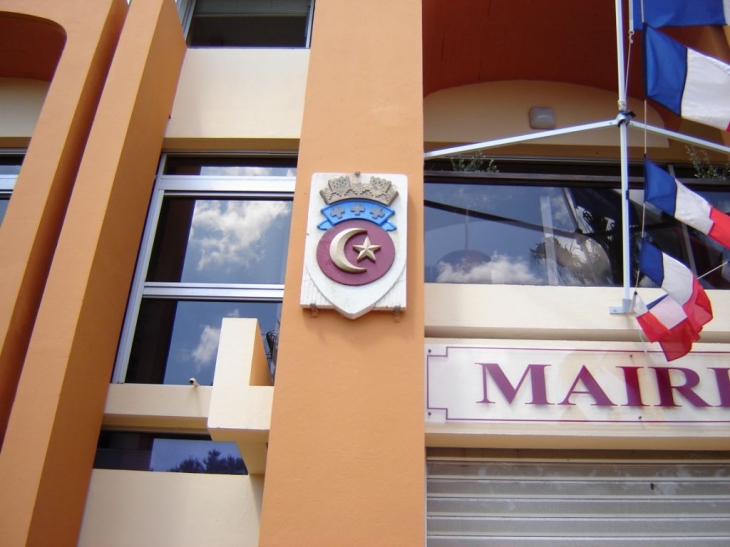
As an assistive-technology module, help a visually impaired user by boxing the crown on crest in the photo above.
[320,175,398,206]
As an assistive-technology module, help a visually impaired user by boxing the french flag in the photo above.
[644,159,730,248]
[639,241,713,331]
[634,292,699,361]
[644,25,730,132]
[632,0,730,30]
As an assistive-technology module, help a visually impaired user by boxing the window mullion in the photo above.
[141,284,285,301]
[305,0,315,48]
[176,0,197,37]
[0,175,16,192]
[156,175,295,193]
[112,186,167,383]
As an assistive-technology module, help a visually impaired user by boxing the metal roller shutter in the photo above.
[427,453,730,546]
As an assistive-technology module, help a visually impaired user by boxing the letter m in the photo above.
[477,363,550,405]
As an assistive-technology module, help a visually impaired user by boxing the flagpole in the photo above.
[611,0,633,314]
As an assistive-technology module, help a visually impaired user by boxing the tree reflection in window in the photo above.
[169,449,245,475]
[95,431,247,475]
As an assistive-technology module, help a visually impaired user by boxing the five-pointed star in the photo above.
[353,236,381,262]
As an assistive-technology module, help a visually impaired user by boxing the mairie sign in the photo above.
[426,344,730,424]
[301,173,407,319]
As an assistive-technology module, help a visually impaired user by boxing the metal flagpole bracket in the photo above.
[612,292,638,315]
[610,298,634,315]
[616,109,636,126]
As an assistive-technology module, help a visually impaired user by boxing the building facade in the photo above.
[0,0,729,545]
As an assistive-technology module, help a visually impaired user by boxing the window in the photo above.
[0,154,23,226]
[95,431,246,475]
[113,156,295,385]
[178,0,315,48]
[425,163,730,289]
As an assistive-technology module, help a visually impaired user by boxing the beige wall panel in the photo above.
[425,80,667,148]
[165,49,308,142]
[208,318,273,475]
[426,284,730,343]
[79,470,263,547]
[0,78,48,138]
[103,384,212,431]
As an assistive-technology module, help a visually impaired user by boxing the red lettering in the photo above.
[709,368,730,408]
[617,366,646,407]
[477,363,551,405]
[650,367,710,408]
[559,366,616,407]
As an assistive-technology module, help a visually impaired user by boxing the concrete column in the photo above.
[259,1,425,545]
[0,0,126,446]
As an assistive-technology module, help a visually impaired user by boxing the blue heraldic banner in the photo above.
[317,200,397,231]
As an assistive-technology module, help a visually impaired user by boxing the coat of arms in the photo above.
[301,173,408,319]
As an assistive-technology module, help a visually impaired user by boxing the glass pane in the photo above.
[192,0,310,16]
[425,183,619,286]
[189,15,308,47]
[0,197,8,225]
[147,198,292,284]
[0,155,23,175]
[425,178,730,288]
[702,189,730,213]
[199,165,297,176]
[187,0,310,49]
[163,156,297,176]
[644,188,730,290]
[126,299,281,385]
[95,431,246,475]
[694,189,730,288]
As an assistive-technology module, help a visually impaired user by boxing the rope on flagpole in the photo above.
[643,101,648,154]
[630,290,638,314]
[624,30,634,103]
[698,260,729,280]
[628,0,635,33]
[637,158,646,289]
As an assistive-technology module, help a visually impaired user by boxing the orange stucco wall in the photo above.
[0,0,126,445]
[258,1,425,545]
[0,0,185,545]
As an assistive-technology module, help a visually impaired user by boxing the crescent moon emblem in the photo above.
[330,228,367,273]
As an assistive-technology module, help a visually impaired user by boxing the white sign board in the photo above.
[426,344,730,424]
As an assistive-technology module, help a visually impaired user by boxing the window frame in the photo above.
[0,150,25,225]
[112,158,295,384]
[0,175,14,203]
[177,0,315,48]
[0,176,14,193]
[0,177,13,226]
